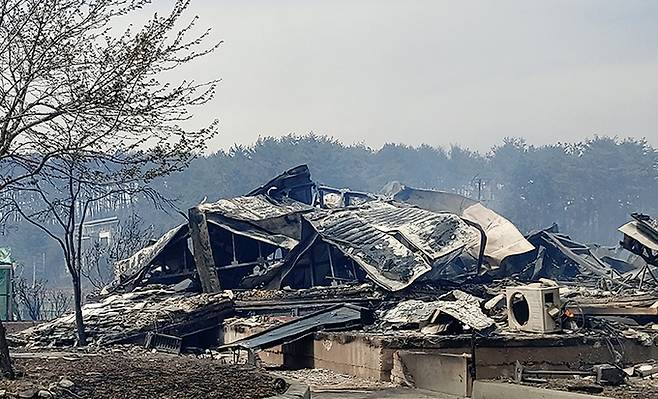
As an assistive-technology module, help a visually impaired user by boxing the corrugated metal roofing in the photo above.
[222,304,365,351]
[205,216,299,250]
[620,221,658,251]
[198,195,312,223]
[350,202,480,261]
[113,223,188,279]
[304,202,480,291]
[388,184,534,265]
[306,209,429,290]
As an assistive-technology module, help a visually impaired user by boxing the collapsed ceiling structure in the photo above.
[107,165,650,298]
[105,165,539,295]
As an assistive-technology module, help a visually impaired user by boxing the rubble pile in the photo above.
[223,315,292,335]
[379,290,494,334]
[16,166,658,344]
[15,289,234,347]
[233,283,382,303]
[519,359,658,399]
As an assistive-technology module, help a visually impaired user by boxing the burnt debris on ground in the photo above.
[0,351,279,399]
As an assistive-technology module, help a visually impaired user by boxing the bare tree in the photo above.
[82,214,154,290]
[0,0,220,191]
[1,0,220,346]
[45,289,71,319]
[14,276,46,320]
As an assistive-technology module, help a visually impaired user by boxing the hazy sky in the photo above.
[154,0,658,152]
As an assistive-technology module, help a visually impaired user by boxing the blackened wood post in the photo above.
[188,206,221,293]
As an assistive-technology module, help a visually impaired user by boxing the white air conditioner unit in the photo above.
[506,285,561,333]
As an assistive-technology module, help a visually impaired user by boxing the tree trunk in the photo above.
[72,276,87,346]
[0,321,14,379]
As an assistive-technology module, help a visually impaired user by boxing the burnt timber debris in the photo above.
[14,165,658,397]
[15,289,234,347]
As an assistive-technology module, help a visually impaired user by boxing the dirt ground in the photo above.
[1,351,280,399]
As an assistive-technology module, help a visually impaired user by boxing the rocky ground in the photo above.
[0,350,280,399]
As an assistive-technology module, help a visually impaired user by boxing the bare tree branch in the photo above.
[0,0,220,346]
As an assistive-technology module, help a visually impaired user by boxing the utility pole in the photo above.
[32,257,36,289]
[471,175,484,202]
[476,178,483,201]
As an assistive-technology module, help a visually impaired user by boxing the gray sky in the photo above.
[159,0,658,152]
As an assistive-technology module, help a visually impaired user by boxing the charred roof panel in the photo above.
[223,304,367,351]
[198,195,312,223]
[205,215,299,250]
[247,164,315,204]
[303,202,479,291]
[200,195,311,246]
[386,184,534,265]
[113,223,188,279]
[620,221,658,252]
[306,209,429,290]
[350,202,480,261]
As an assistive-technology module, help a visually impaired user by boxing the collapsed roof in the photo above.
[247,164,315,204]
[300,202,480,291]
[106,224,193,293]
[384,183,534,266]
[620,213,658,256]
[18,289,234,347]
[503,222,654,289]
[107,165,535,294]
[200,195,311,250]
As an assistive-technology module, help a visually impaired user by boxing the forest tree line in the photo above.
[3,134,657,286]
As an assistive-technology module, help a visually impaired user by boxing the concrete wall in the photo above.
[391,351,472,397]
[312,334,393,381]
[306,332,658,382]
[302,332,629,382]
[442,340,658,379]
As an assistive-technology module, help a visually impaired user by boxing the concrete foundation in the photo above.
[472,381,609,399]
[222,321,657,396]
[303,331,658,382]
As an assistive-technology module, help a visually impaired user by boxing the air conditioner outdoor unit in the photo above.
[506,285,561,333]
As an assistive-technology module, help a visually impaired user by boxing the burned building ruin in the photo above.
[18,165,658,399]
[106,165,535,295]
